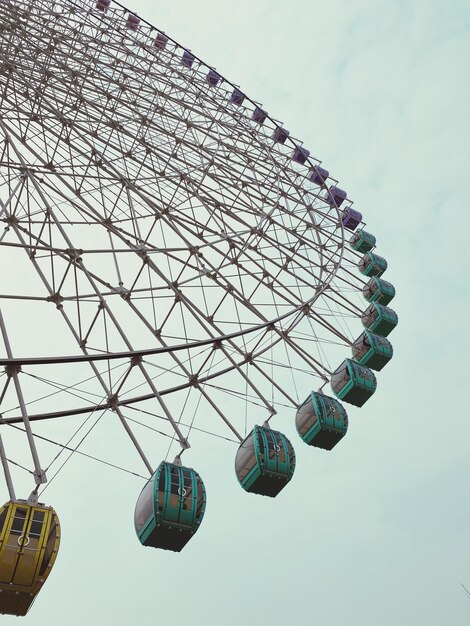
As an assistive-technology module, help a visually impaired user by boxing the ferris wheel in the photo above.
[0,0,398,615]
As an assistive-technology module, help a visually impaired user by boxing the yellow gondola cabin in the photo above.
[0,500,60,616]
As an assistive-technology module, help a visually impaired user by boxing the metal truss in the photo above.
[0,0,370,491]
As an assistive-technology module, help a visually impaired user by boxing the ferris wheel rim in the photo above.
[0,266,343,367]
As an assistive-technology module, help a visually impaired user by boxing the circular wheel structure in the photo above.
[0,0,397,582]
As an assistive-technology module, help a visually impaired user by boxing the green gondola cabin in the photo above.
[352,330,393,371]
[331,358,377,407]
[358,252,388,277]
[362,302,398,336]
[295,391,348,450]
[362,276,396,306]
[349,229,376,253]
[235,425,295,497]
[134,461,206,552]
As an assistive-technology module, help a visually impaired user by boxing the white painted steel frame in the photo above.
[0,0,370,487]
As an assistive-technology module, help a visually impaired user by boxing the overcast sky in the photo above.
[2,1,470,625]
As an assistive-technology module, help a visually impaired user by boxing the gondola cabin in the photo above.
[358,252,388,277]
[252,107,267,124]
[308,165,329,186]
[134,462,206,552]
[325,185,347,208]
[181,50,195,68]
[352,330,393,371]
[154,32,168,50]
[272,126,289,143]
[95,0,111,11]
[126,14,140,30]
[362,302,398,337]
[206,69,221,87]
[296,392,348,450]
[0,501,60,617]
[341,207,362,231]
[362,277,396,306]
[292,146,310,164]
[349,229,376,253]
[331,358,377,407]
[235,425,295,497]
[230,88,245,106]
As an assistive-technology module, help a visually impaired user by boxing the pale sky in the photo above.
[1,1,470,625]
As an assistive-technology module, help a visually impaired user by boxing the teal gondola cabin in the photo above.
[362,277,396,306]
[134,461,206,552]
[235,425,295,497]
[296,391,348,450]
[352,330,393,371]
[330,358,377,407]
[349,229,376,253]
[358,252,388,277]
[361,302,398,337]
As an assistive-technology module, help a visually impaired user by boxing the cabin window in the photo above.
[332,404,341,421]
[265,430,277,460]
[296,400,317,435]
[11,507,27,535]
[324,400,333,419]
[39,520,57,576]
[235,436,257,479]
[157,470,165,511]
[168,468,180,508]
[0,508,7,529]
[274,432,286,463]
[30,511,45,538]
[135,480,154,532]
[256,430,265,465]
[169,468,180,495]
[196,481,204,519]
[182,470,193,510]
[331,363,350,393]
[286,440,295,468]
